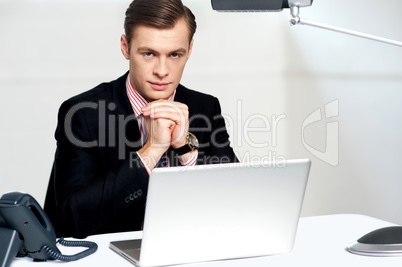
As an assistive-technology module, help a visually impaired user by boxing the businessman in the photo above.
[44,0,238,239]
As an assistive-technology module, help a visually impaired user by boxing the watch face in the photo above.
[188,133,199,149]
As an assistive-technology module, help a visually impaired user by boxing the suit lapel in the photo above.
[112,72,135,118]
[111,72,142,154]
[173,84,188,105]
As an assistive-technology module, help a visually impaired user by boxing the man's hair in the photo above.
[124,0,197,49]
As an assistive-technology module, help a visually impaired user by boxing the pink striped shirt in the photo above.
[125,75,198,174]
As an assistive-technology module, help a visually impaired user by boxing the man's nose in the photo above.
[153,57,169,78]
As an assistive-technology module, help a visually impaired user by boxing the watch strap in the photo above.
[174,132,199,156]
[174,144,193,156]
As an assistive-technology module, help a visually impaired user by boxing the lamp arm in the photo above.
[289,7,402,47]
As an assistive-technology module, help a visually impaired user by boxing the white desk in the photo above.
[11,214,402,267]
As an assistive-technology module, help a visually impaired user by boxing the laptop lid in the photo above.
[111,159,311,267]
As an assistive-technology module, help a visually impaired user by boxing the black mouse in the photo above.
[347,226,402,256]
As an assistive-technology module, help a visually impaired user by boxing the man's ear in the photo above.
[188,38,194,58]
[120,34,130,60]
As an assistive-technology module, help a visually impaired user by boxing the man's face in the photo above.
[121,19,193,102]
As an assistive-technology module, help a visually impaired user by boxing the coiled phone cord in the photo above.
[42,238,98,261]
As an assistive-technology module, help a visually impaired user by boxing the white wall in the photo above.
[1,0,402,224]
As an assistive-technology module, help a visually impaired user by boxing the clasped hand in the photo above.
[138,100,189,169]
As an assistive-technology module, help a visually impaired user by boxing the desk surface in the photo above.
[11,214,402,267]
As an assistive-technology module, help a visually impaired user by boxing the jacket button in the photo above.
[125,197,130,203]
[137,189,143,196]
[129,194,135,201]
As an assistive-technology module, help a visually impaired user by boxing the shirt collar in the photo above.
[125,74,176,117]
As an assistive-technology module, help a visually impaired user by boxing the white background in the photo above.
[1,0,402,224]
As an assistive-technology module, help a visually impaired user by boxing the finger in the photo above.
[142,105,188,118]
[149,109,187,123]
[145,117,176,132]
[145,118,176,148]
[142,100,188,114]
[143,103,188,124]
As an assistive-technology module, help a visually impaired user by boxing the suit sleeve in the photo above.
[50,99,148,238]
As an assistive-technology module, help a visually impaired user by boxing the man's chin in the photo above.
[146,91,174,102]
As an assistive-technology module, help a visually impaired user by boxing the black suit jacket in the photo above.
[44,72,238,238]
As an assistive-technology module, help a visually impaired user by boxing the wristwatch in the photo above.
[174,132,199,156]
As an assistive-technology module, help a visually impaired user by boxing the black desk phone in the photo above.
[0,192,97,267]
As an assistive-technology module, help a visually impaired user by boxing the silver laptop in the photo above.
[110,159,311,267]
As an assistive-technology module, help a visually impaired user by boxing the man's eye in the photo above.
[144,52,153,57]
[171,53,179,59]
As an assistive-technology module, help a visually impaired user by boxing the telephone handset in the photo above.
[0,192,97,267]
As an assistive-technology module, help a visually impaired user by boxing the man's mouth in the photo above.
[149,82,170,91]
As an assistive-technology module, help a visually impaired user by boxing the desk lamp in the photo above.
[211,0,402,257]
[211,0,402,47]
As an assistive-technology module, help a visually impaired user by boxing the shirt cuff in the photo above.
[179,149,198,166]
[136,152,151,175]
